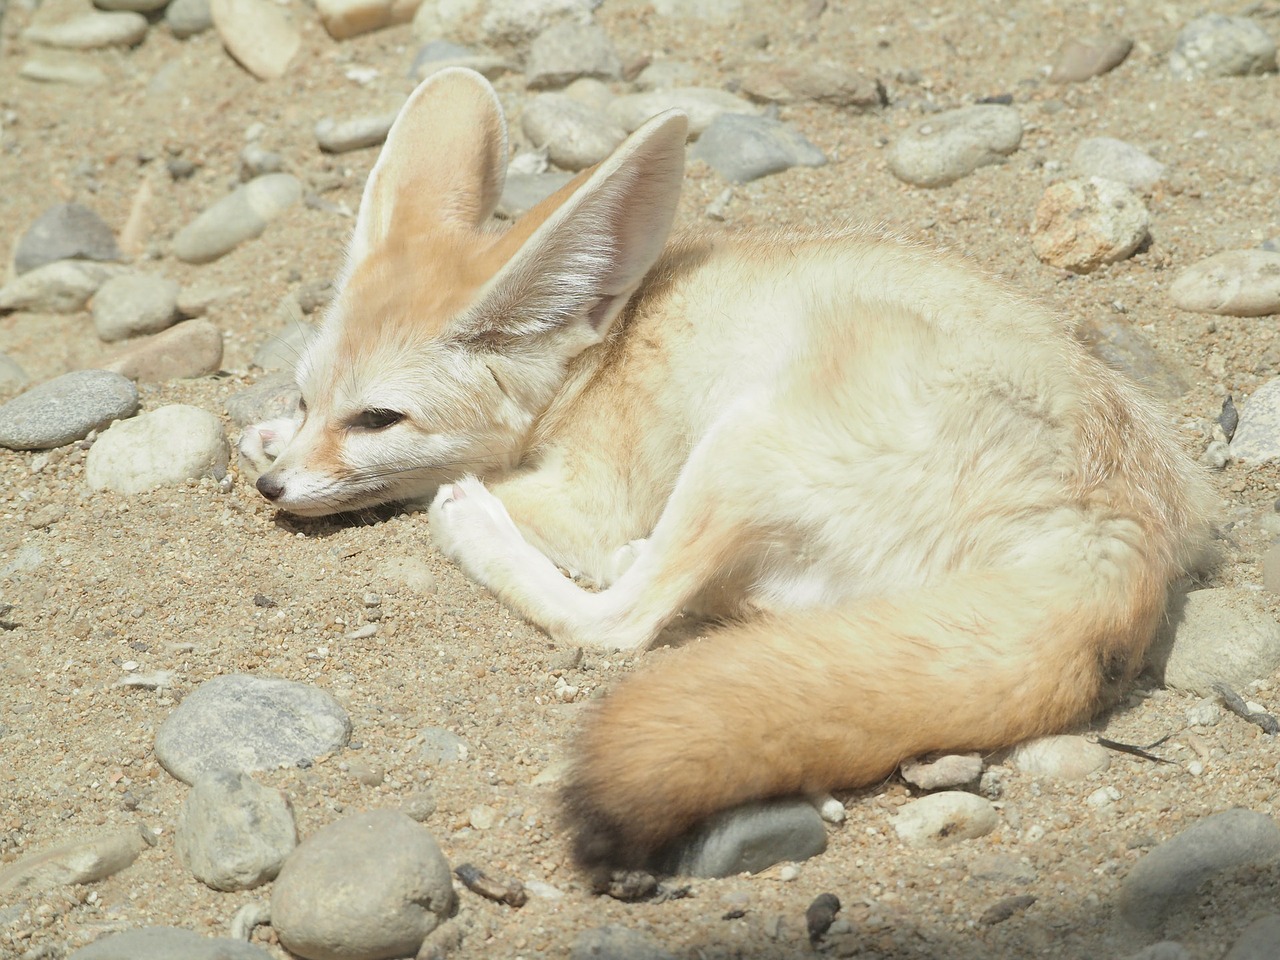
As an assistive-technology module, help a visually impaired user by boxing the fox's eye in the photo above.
[350,408,404,430]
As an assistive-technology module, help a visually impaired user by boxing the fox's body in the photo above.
[244,69,1210,871]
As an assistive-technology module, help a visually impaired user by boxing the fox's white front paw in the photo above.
[237,417,301,481]
[429,477,525,584]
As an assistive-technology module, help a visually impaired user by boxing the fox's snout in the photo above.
[256,473,285,502]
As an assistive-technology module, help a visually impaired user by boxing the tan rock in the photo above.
[1031,177,1148,273]
[0,826,151,896]
[210,0,300,80]
[102,319,224,382]
[316,0,423,40]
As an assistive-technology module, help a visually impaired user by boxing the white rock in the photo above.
[887,105,1022,187]
[521,93,625,170]
[1185,697,1222,726]
[24,10,147,48]
[86,404,228,494]
[1085,786,1121,808]
[1150,587,1280,696]
[0,260,122,314]
[1031,177,1149,273]
[19,57,108,85]
[1170,249,1280,317]
[608,87,757,138]
[1008,735,1110,779]
[651,0,740,19]
[210,0,300,80]
[316,0,421,39]
[1071,137,1166,191]
[315,112,400,153]
[91,273,181,342]
[891,792,998,845]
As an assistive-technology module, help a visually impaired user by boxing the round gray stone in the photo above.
[690,113,827,183]
[23,11,148,49]
[1071,137,1166,191]
[1150,587,1280,695]
[608,87,756,137]
[521,93,626,171]
[1170,14,1277,79]
[271,809,455,960]
[176,770,297,891]
[0,260,122,314]
[68,927,274,960]
[1225,915,1280,960]
[658,797,827,877]
[154,674,352,784]
[92,273,181,342]
[85,403,228,493]
[525,21,620,89]
[315,113,397,154]
[0,370,138,450]
[172,174,303,264]
[166,0,213,37]
[14,202,122,274]
[887,104,1022,187]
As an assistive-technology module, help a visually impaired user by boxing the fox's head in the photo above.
[254,68,688,516]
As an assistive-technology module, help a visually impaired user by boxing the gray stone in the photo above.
[1071,137,1165,191]
[23,10,148,48]
[659,797,827,877]
[0,354,29,394]
[570,926,678,960]
[1170,15,1277,79]
[690,113,826,183]
[252,313,316,372]
[891,791,999,845]
[14,202,122,274]
[1170,249,1280,317]
[521,93,626,170]
[1077,315,1189,400]
[1225,915,1280,960]
[1049,32,1133,83]
[562,76,614,110]
[1007,735,1110,779]
[210,0,300,80]
[176,282,242,318]
[176,771,297,891]
[608,87,756,137]
[19,57,107,85]
[526,21,620,89]
[173,174,303,264]
[887,105,1022,187]
[225,373,301,427]
[1149,588,1280,696]
[240,143,284,180]
[1229,378,1280,463]
[0,260,122,314]
[167,0,213,37]
[271,810,456,960]
[410,41,513,82]
[1118,808,1280,931]
[86,404,228,493]
[154,674,352,784]
[69,927,273,960]
[92,273,181,341]
[315,113,398,153]
[742,61,883,109]
[0,826,151,897]
[417,726,467,763]
[497,171,574,219]
[0,370,138,451]
[633,59,697,91]
[900,753,983,790]
[102,318,225,382]
[1031,177,1149,273]
[479,0,594,46]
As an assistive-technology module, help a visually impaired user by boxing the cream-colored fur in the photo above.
[244,68,1211,871]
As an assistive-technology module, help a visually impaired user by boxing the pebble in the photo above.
[166,0,213,37]
[316,0,420,40]
[477,0,595,47]
[1118,808,1280,931]
[1071,137,1166,192]
[1185,697,1222,727]
[0,354,28,394]
[607,87,756,138]
[86,403,228,494]
[887,105,1022,187]
[891,791,998,845]
[252,308,316,372]
[271,810,455,960]
[416,726,467,763]
[240,143,284,180]
[0,826,152,896]
[400,791,437,822]
[225,372,302,426]
[153,674,352,784]
[1150,587,1280,696]
[1225,915,1280,960]
[1008,734,1110,779]
[1049,31,1133,83]
[1031,177,1149,273]
[23,10,148,49]
[230,902,273,942]
[1169,250,1280,317]
[658,797,827,877]
[96,0,170,11]
[969,853,1036,884]
[497,171,574,219]
[526,21,620,91]
[1076,315,1189,400]
[0,259,123,314]
[69,927,274,960]
[103,318,225,382]
[91,273,181,342]
[176,771,297,891]
[1228,379,1280,462]
[315,112,399,153]
[172,173,303,263]
[563,76,615,111]
[569,926,678,960]
[1169,14,1277,79]
[410,41,513,81]
[14,201,122,274]
[521,93,626,170]
[900,752,983,790]
[633,59,697,91]
[690,113,827,183]
[742,61,883,109]
[210,0,301,80]
[0,370,138,451]
[19,57,107,85]
[176,281,241,318]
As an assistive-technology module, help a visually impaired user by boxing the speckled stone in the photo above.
[0,370,138,451]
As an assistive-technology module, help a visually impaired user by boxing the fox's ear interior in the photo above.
[347,68,508,265]
[461,109,689,349]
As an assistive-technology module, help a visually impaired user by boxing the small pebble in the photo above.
[900,752,983,790]
[690,113,826,182]
[660,798,827,877]
[521,93,626,171]
[608,87,757,137]
[176,771,297,891]
[14,202,122,274]
[1071,137,1165,192]
[103,318,225,382]
[316,0,419,40]
[1049,31,1133,83]
[315,112,399,153]
[1150,587,1280,695]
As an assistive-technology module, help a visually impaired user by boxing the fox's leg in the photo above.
[237,417,302,481]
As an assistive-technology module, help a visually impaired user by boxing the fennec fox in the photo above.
[243,68,1210,870]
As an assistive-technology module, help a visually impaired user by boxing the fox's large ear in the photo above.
[461,109,689,348]
[346,68,508,268]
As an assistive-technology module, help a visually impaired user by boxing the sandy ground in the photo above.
[2,1,1280,958]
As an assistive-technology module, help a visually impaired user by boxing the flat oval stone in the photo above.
[23,10,148,48]
[172,174,302,263]
[210,0,300,80]
[0,370,138,451]
[1170,249,1280,317]
[888,105,1022,187]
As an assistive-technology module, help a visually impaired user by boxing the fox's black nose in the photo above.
[256,474,285,501]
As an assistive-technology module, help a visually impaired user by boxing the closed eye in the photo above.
[348,408,405,430]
